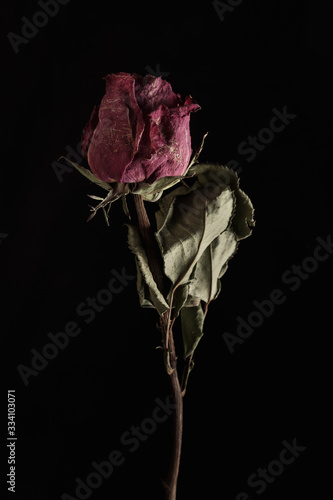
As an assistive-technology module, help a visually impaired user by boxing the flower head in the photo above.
[82,73,200,184]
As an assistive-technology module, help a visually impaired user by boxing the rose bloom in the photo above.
[81,72,200,184]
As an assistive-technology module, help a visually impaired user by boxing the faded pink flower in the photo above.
[81,72,200,184]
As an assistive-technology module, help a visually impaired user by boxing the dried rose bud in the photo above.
[81,72,200,184]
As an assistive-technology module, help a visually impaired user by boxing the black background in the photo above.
[1,1,332,499]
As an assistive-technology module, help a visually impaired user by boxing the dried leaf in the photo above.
[126,224,169,315]
[59,157,111,191]
[181,304,205,359]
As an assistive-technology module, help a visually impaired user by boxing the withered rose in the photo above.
[81,72,200,184]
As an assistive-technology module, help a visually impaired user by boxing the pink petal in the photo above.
[126,100,200,183]
[133,74,181,114]
[81,105,99,158]
[87,73,145,183]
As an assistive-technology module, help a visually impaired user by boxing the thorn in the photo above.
[181,179,190,188]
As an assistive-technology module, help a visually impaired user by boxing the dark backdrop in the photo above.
[1,1,331,499]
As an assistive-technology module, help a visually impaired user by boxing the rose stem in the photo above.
[133,194,183,500]
[132,194,164,293]
[162,331,183,500]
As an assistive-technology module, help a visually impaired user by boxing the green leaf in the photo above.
[155,182,235,292]
[181,304,205,359]
[186,229,238,305]
[232,188,255,240]
[188,163,255,240]
[59,157,111,191]
[87,184,130,224]
[135,259,155,309]
[172,283,190,319]
[155,184,191,228]
[126,224,169,315]
[141,191,163,202]
[121,195,131,219]
[181,358,195,396]
[130,152,203,201]
[188,162,238,189]
[131,176,186,199]
[141,163,255,384]
[154,163,255,307]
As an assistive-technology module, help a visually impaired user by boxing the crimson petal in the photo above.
[87,73,145,183]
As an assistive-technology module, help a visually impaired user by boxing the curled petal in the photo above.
[133,74,181,113]
[143,102,201,182]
